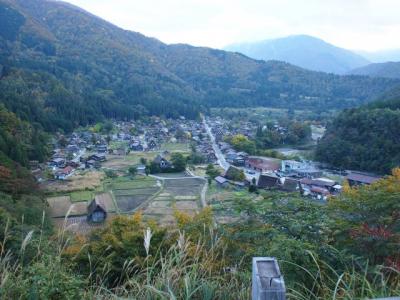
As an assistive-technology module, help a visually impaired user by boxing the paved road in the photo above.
[202,117,230,171]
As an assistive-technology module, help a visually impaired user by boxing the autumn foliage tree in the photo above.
[329,168,400,269]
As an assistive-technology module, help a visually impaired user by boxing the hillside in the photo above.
[225,35,370,74]
[348,61,400,79]
[316,89,400,174]
[0,0,399,136]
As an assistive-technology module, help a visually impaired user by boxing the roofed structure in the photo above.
[346,172,381,186]
[87,196,107,223]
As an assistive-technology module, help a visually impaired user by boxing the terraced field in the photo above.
[143,177,205,225]
[107,176,162,213]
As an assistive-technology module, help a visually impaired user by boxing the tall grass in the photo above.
[286,251,400,300]
[0,213,399,299]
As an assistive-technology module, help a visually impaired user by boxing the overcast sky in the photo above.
[64,0,400,51]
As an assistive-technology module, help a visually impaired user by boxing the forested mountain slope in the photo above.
[0,0,399,135]
[316,89,400,174]
[348,61,400,79]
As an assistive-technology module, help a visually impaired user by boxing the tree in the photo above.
[205,164,220,179]
[104,169,117,178]
[59,135,68,148]
[328,168,400,266]
[128,166,137,177]
[171,153,186,172]
[224,166,245,182]
[102,121,114,134]
[140,157,147,165]
[229,134,256,154]
[248,177,257,193]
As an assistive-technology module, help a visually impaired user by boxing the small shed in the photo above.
[87,197,107,223]
[215,176,229,187]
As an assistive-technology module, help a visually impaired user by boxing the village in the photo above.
[30,115,383,232]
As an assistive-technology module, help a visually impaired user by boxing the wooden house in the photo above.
[257,173,280,189]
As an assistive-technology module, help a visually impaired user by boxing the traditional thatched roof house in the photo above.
[87,197,107,223]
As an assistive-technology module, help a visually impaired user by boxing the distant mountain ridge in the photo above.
[356,49,400,63]
[348,62,400,79]
[225,35,370,74]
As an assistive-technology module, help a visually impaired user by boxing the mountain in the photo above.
[356,49,400,63]
[348,62,400,79]
[316,87,400,174]
[225,35,370,74]
[0,0,399,137]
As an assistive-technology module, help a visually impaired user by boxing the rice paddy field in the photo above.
[143,177,205,226]
[47,172,206,230]
[104,176,161,213]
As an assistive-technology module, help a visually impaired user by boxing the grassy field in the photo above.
[161,142,190,152]
[104,176,157,190]
[109,140,129,150]
[70,190,94,202]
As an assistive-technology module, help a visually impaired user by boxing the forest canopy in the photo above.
[316,96,400,174]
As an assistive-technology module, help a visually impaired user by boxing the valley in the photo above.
[0,0,399,299]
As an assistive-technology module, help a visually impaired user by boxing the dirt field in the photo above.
[173,200,198,210]
[43,171,104,193]
[52,213,118,235]
[163,178,204,197]
[116,193,157,212]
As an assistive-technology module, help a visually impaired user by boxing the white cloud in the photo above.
[64,0,400,51]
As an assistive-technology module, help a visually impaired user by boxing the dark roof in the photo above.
[300,178,336,187]
[346,172,381,184]
[258,174,279,188]
[87,197,107,215]
[154,154,167,164]
[280,178,299,192]
[61,166,73,174]
[310,186,330,195]
[247,157,280,171]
